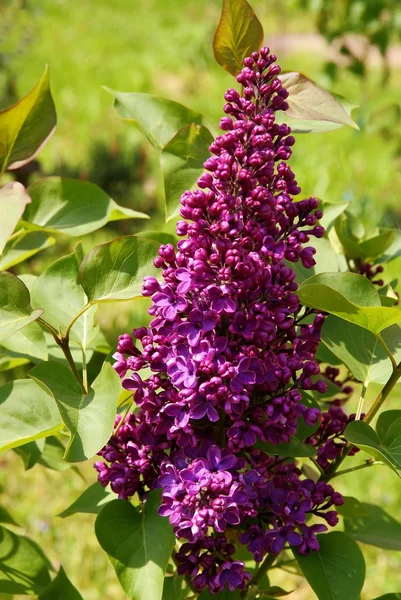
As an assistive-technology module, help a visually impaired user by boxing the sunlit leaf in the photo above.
[0,182,31,254]
[59,482,115,518]
[0,272,43,342]
[0,229,55,271]
[1,321,47,362]
[13,439,45,470]
[344,503,401,550]
[0,66,56,175]
[213,0,263,76]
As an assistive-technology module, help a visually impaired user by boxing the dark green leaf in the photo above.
[373,595,401,600]
[0,526,51,594]
[161,124,213,221]
[0,272,43,342]
[344,411,401,477]
[0,506,19,527]
[13,439,45,470]
[297,392,321,440]
[38,566,83,600]
[0,379,62,452]
[293,531,365,600]
[79,235,160,303]
[95,491,175,600]
[135,231,177,245]
[344,503,401,550]
[213,0,263,76]
[24,177,147,237]
[0,66,56,175]
[336,496,368,519]
[59,482,115,518]
[162,573,188,600]
[29,361,120,462]
[255,437,316,457]
[37,436,79,472]
[0,183,31,253]
[106,89,209,150]
[198,589,241,599]
[0,229,55,271]
[278,73,358,131]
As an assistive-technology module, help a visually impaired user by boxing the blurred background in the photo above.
[2,0,401,598]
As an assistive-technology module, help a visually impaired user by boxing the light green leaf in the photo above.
[135,231,177,245]
[321,317,401,385]
[29,361,120,462]
[38,566,83,600]
[106,89,209,150]
[212,0,263,77]
[0,506,20,527]
[24,177,147,237]
[161,123,213,221]
[278,73,358,131]
[1,321,47,361]
[0,526,51,594]
[95,491,175,600]
[254,437,316,458]
[43,331,93,369]
[31,250,98,347]
[288,237,339,283]
[318,200,349,231]
[293,531,365,600]
[298,272,401,336]
[79,235,160,303]
[59,482,115,518]
[0,229,55,271]
[344,503,401,550]
[0,66,56,175]
[0,183,31,254]
[163,573,188,600]
[0,348,29,372]
[335,214,395,260]
[37,436,79,472]
[344,411,401,477]
[13,439,45,470]
[0,272,43,342]
[0,379,62,452]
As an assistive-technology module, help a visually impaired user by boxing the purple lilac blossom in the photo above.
[95,46,344,594]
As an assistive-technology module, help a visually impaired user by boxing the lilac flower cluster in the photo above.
[96,47,344,594]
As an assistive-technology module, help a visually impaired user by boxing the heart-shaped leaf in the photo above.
[29,361,120,462]
[293,531,365,600]
[13,439,45,470]
[106,89,209,150]
[38,566,83,600]
[0,66,56,175]
[344,503,401,550]
[0,526,51,594]
[79,235,160,303]
[0,182,31,254]
[95,491,175,600]
[24,177,147,237]
[161,123,213,221]
[0,379,62,452]
[213,0,263,76]
[59,482,115,518]
[344,411,401,477]
[0,272,43,342]
[0,229,55,271]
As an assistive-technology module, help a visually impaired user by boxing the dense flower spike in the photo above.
[95,47,344,593]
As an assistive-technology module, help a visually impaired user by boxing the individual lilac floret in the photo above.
[95,46,343,594]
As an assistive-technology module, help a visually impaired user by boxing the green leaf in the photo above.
[106,89,209,150]
[0,379,62,452]
[24,177,148,237]
[0,272,43,342]
[373,595,401,600]
[161,123,213,221]
[198,589,241,599]
[0,66,56,175]
[59,482,115,518]
[31,250,98,347]
[13,439,45,470]
[335,214,395,260]
[278,73,358,132]
[297,393,321,441]
[254,436,316,457]
[37,436,79,472]
[79,235,160,303]
[321,317,401,385]
[162,573,188,600]
[0,526,51,594]
[344,411,401,477]
[43,332,93,369]
[0,506,19,527]
[29,361,120,462]
[38,566,83,600]
[0,229,55,271]
[95,491,175,600]
[297,272,401,336]
[344,503,401,550]
[0,348,29,372]
[293,531,365,600]
[336,496,368,519]
[135,231,177,245]
[288,237,339,283]
[0,183,31,254]
[1,321,47,361]
[212,0,263,76]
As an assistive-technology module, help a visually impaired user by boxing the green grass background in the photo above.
[1,0,401,598]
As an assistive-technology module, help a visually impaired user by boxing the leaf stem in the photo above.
[330,460,379,479]
[64,303,92,341]
[241,553,276,598]
[81,347,88,391]
[377,334,397,370]
[356,383,367,420]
